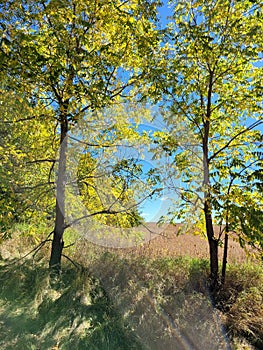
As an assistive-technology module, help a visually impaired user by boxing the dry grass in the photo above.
[106,223,258,264]
[216,264,263,349]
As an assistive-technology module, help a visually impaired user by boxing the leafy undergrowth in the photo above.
[0,239,262,349]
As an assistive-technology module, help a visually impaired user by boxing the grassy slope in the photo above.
[0,236,262,350]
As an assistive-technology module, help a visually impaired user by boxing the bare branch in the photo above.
[0,116,36,123]
[26,159,57,164]
[62,254,82,269]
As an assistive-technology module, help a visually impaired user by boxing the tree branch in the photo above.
[64,188,161,229]
[1,231,54,267]
[209,118,263,163]
[26,159,57,164]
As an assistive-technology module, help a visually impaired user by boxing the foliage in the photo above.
[1,0,160,110]
[0,88,57,233]
[158,0,263,223]
[78,152,144,228]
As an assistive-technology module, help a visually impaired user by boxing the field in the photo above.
[124,223,253,263]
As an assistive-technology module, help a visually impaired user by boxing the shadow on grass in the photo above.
[90,253,230,350]
[2,252,259,350]
[0,261,143,350]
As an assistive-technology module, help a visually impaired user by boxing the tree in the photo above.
[1,0,160,271]
[153,0,263,290]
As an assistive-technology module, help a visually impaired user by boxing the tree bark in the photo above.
[221,220,229,285]
[49,116,68,272]
[204,200,219,292]
[203,72,219,291]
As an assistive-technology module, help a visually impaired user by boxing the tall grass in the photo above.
[216,262,263,349]
[0,234,262,349]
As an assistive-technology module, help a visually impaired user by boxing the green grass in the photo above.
[0,259,143,350]
[0,238,262,350]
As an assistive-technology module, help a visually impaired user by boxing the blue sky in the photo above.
[158,0,171,26]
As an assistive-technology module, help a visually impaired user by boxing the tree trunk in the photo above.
[49,199,65,273]
[221,220,229,285]
[49,117,68,272]
[203,137,219,291]
[202,71,219,292]
[204,201,219,292]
